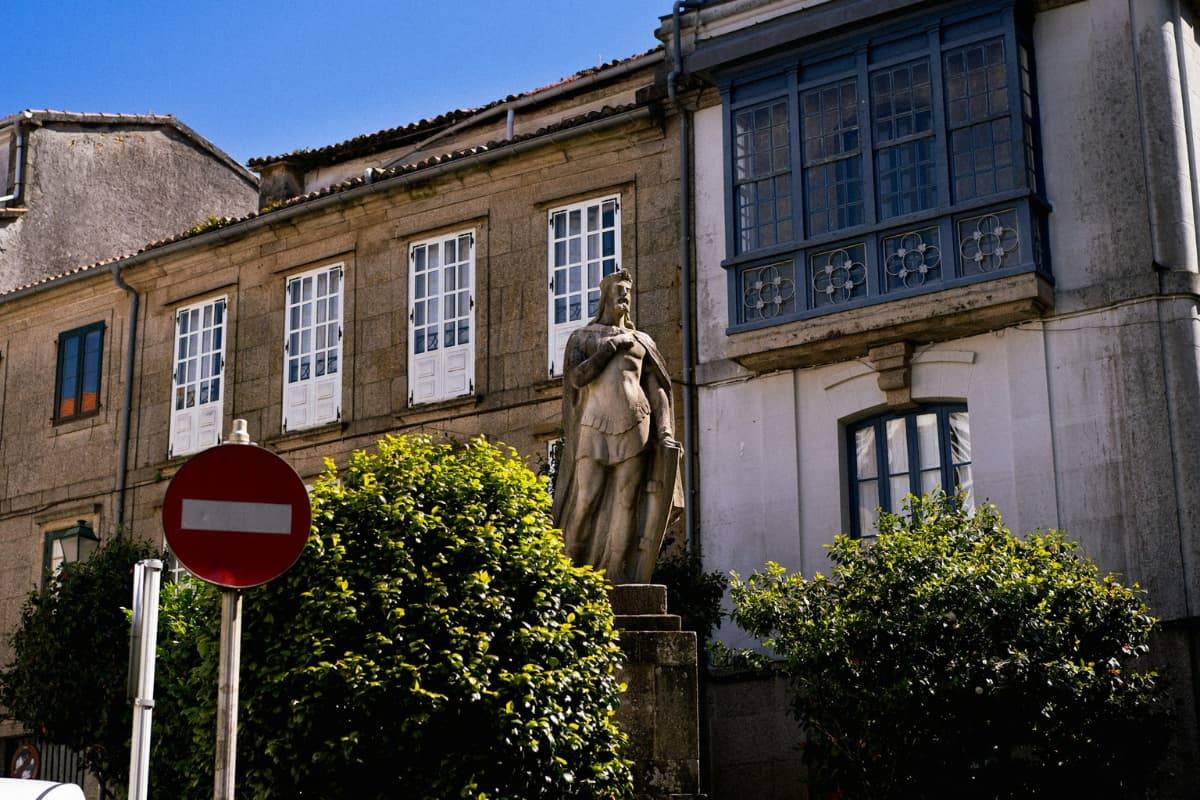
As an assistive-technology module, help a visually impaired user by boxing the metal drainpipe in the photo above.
[112,263,140,533]
[670,3,709,792]
[670,0,703,561]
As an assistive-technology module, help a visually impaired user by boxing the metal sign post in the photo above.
[127,558,163,800]
[214,587,242,800]
[160,418,311,800]
[215,418,248,800]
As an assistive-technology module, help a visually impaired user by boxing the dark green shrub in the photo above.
[232,435,630,799]
[730,495,1168,799]
[150,577,219,797]
[0,534,159,795]
[652,537,728,641]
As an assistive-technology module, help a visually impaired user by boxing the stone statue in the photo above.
[552,269,683,583]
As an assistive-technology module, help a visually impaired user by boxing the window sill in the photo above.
[266,420,348,453]
[0,206,28,220]
[51,410,104,434]
[156,442,226,478]
[396,393,482,424]
[727,271,1054,373]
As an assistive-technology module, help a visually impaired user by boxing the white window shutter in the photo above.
[410,351,440,404]
[547,196,621,377]
[283,382,310,432]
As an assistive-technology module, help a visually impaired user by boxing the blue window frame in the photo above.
[721,1,1049,330]
[54,322,104,423]
[847,404,973,538]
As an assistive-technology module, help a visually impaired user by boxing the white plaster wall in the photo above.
[1040,298,1194,619]
[698,371,800,649]
[705,330,1066,645]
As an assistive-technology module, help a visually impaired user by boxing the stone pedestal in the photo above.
[611,584,702,800]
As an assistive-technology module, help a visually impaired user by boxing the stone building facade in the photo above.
[664,0,1200,796]
[0,110,258,291]
[0,53,683,785]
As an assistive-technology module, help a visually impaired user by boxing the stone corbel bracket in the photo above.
[868,341,915,409]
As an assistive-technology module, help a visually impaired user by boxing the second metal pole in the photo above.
[127,559,162,800]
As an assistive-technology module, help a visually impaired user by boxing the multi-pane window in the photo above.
[170,297,226,457]
[872,59,936,219]
[283,264,343,431]
[734,104,791,251]
[724,4,1046,327]
[802,79,862,237]
[547,197,620,376]
[409,231,475,404]
[54,322,104,422]
[946,39,1014,201]
[848,405,973,537]
[163,546,192,584]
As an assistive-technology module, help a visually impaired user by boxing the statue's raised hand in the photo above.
[612,332,637,351]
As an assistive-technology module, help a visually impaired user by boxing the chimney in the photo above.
[255,160,305,209]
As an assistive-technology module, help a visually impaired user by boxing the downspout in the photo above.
[670,1,707,792]
[670,0,703,562]
[112,263,139,533]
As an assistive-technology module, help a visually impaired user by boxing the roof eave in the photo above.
[0,103,657,304]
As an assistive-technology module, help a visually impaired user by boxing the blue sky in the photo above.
[4,1,670,165]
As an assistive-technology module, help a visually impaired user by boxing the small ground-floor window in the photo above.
[847,404,972,537]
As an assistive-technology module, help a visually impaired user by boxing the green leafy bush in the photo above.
[3,436,629,799]
[0,534,159,795]
[230,435,630,799]
[730,495,1168,799]
[150,578,219,797]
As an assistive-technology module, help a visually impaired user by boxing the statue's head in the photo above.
[594,269,634,329]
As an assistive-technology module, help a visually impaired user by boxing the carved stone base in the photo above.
[610,584,703,800]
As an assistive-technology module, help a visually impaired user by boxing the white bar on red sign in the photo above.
[180,499,293,535]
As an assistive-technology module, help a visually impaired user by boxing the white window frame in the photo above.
[282,263,344,432]
[408,229,476,406]
[169,295,228,458]
[546,194,622,377]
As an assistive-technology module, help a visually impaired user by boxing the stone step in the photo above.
[615,613,682,631]
[610,583,668,616]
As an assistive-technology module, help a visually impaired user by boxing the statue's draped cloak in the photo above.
[552,324,684,582]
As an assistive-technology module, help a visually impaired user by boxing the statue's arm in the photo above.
[569,334,629,388]
[645,370,675,442]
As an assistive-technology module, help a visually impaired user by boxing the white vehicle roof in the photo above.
[0,778,86,799]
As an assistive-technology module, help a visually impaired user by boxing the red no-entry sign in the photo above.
[162,443,311,589]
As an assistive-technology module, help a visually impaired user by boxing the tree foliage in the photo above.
[0,534,159,794]
[4,435,630,800]
[150,578,219,797]
[730,495,1168,799]
[227,435,630,799]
